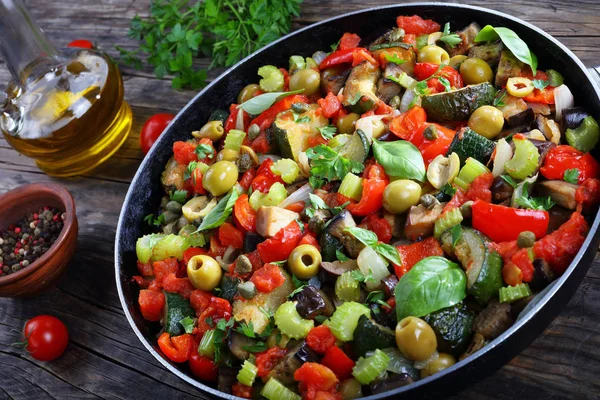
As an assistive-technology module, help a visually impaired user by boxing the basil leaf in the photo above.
[344,227,378,247]
[237,89,304,115]
[197,188,239,231]
[372,140,426,181]
[395,256,467,320]
[475,25,538,75]
[374,243,402,266]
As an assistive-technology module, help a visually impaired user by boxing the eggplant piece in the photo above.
[459,332,485,360]
[381,274,399,298]
[383,211,405,238]
[536,115,561,144]
[267,341,318,385]
[561,107,590,132]
[369,27,405,47]
[369,303,397,330]
[229,331,258,361]
[548,206,572,233]
[467,41,503,67]
[342,61,382,113]
[217,367,238,394]
[307,208,332,235]
[535,180,578,210]
[472,299,513,340]
[495,49,524,87]
[243,231,264,253]
[376,76,402,104]
[326,210,364,258]
[320,65,351,95]
[321,259,358,276]
[318,289,336,317]
[506,107,534,128]
[292,285,327,319]
[529,258,555,292]
[404,203,444,241]
[491,176,514,204]
[447,22,481,57]
[370,374,415,394]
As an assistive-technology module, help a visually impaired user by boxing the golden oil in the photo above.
[1,48,132,177]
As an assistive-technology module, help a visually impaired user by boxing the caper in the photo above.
[420,193,440,209]
[460,200,474,218]
[237,83,260,104]
[289,68,321,95]
[459,58,493,85]
[203,161,239,196]
[468,106,504,139]
[175,216,188,231]
[418,45,450,65]
[383,180,422,214]
[162,210,179,224]
[423,124,438,141]
[237,281,257,299]
[216,148,240,162]
[336,113,361,134]
[165,200,183,214]
[517,230,536,248]
[420,353,456,378]
[193,120,224,141]
[395,316,437,362]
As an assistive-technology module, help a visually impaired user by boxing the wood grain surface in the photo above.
[1,0,599,399]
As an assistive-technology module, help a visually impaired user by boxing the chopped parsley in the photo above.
[564,168,580,184]
[306,145,364,188]
[438,23,462,48]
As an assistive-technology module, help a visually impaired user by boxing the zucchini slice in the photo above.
[338,129,370,163]
[351,314,396,357]
[446,127,496,165]
[272,105,329,162]
[163,292,195,336]
[421,82,496,122]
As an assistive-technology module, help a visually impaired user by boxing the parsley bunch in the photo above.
[118,0,303,89]
[306,145,364,188]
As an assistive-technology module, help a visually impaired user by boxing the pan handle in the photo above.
[589,66,600,87]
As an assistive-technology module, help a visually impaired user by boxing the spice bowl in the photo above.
[0,183,77,297]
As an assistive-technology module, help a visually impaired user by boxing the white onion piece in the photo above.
[554,84,574,122]
[492,138,513,177]
[427,32,443,45]
[297,151,310,177]
[312,51,327,66]
[235,108,246,130]
[357,246,390,291]
[399,85,421,113]
[278,182,313,208]
[355,115,386,142]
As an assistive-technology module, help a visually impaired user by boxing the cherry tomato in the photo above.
[22,315,69,361]
[67,39,94,49]
[140,113,175,154]
[188,352,218,382]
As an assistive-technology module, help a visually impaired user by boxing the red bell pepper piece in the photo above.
[249,94,309,133]
[173,141,197,166]
[319,47,374,70]
[218,222,244,249]
[183,247,208,266]
[413,62,441,81]
[251,158,285,193]
[471,200,549,243]
[339,32,361,50]
[298,230,321,251]
[256,347,288,377]
[417,123,456,166]
[540,145,600,184]
[285,201,306,214]
[238,168,256,191]
[189,290,213,316]
[138,289,165,321]
[362,213,392,243]
[294,363,340,400]
[395,237,444,278]
[250,132,271,154]
[257,221,303,263]
[576,178,600,211]
[306,325,337,354]
[233,193,257,232]
[157,333,193,363]
[389,106,427,140]
[524,87,555,104]
[209,235,227,258]
[249,263,287,293]
[318,91,343,118]
[184,167,207,195]
[347,178,387,217]
[396,15,441,35]
[414,63,464,93]
[322,346,355,380]
[189,353,218,382]
[351,48,379,67]
[224,103,250,133]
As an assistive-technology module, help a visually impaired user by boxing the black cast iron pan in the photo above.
[115,3,600,399]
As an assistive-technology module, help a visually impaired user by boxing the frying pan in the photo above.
[115,3,600,398]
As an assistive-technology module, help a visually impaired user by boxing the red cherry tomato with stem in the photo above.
[67,39,94,49]
[21,315,69,361]
[140,113,175,154]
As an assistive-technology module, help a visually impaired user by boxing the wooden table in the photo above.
[1,0,599,398]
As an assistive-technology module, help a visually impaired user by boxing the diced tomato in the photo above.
[138,289,165,321]
[364,162,388,181]
[347,177,388,217]
[162,273,195,299]
[466,172,494,203]
[173,141,197,166]
[294,363,339,400]
[232,383,252,398]
[196,296,233,335]
[306,325,337,354]
[403,33,417,50]
[189,353,218,382]
[540,145,600,184]
[132,275,149,288]
[524,88,555,104]
[185,167,207,195]
[252,158,285,193]
[321,346,355,380]
[298,231,321,251]
[234,194,257,233]
[351,48,378,67]
[534,212,589,274]
[318,91,343,119]
[239,168,256,191]
[249,94,309,133]
[511,248,535,282]
[285,201,306,214]
[442,188,468,215]
[389,106,427,140]
[209,235,227,258]
[489,240,519,266]
[324,192,354,209]
[183,247,208,266]
[255,347,288,377]
[339,32,361,50]
[218,222,244,249]
[152,257,179,287]
[189,290,213,316]
[395,237,444,278]
[250,263,287,293]
[257,221,303,262]
[397,15,440,35]
[413,62,441,81]
[362,213,392,243]
[246,249,264,272]
[137,260,153,276]
[374,100,394,115]
[576,178,600,211]
[157,333,193,363]
[250,131,271,154]
[307,134,329,148]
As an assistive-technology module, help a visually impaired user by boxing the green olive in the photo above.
[216,148,240,162]
[395,316,437,362]
[336,112,361,135]
[449,55,468,69]
[288,244,321,279]
[289,68,321,95]
[459,58,493,85]
[202,161,239,196]
[418,45,450,65]
[420,353,456,378]
[517,230,536,248]
[383,180,422,214]
[237,83,261,104]
[338,378,363,399]
[193,120,224,142]
[187,255,222,291]
[468,105,504,139]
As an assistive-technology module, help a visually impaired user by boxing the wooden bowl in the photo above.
[0,183,78,297]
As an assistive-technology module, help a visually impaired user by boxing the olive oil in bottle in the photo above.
[0,0,132,177]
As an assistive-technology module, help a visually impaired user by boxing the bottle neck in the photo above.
[0,0,58,87]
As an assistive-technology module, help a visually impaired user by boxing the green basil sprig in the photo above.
[475,25,538,75]
[197,188,239,231]
[344,227,401,266]
[237,89,304,115]
[395,256,467,320]
[372,140,426,182]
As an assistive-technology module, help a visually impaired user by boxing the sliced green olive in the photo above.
[468,106,504,139]
[216,148,240,162]
[237,83,261,104]
[395,316,437,362]
[192,120,224,142]
[288,244,321,279]
[182,196,215,222]
[459,58,493,85]
[289,68,321,95]
[506,77,534,98]
[383,180,421,214]
[203,161,239,196]
[427,152,460,189]
[449,55,468,69]
[417,45,450,65]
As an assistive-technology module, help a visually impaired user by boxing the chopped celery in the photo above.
[151,234,190,261]
[249,182,288,210]
[352,349,391,384]
[274,301,314,339]
[271,159,300,184]
[261,378,301,400]
[499,283,532,303]
[258,65,285,92]
[338,173,364,201]
[178,224,206,247]
[289,55,306,74]
[198,329,215,358]
[504,137,540,180]
[566,116,599,153]
[434,208,463,238]
[237,360,258,386]
[224,129,246,152]
[454,157,490,190]
[335,272,361,302]
[325,301,370,342]
[328,134,352,150]
[136,233,165,263]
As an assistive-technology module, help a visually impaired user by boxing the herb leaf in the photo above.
[493,89,507,107]
[195,144,214,160]
[384,53,406,65]
[197,188,239,231]
[318,125,337,140]
[336,250,349,262]
[564,168,580,184]
[169,189,188,204]
[438,76,452,92]
[500,175,518,189]
[234,321,256,338]
[238,89,305,115]
[450,224,462,248]
[372,140,426,182]
[438,23,462,48]
[345,227,402,265]
[475,25,538,74]
[515,182,555,211]
[179,316,195,334]
[533,79,549,90]
[306,145,364,188]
